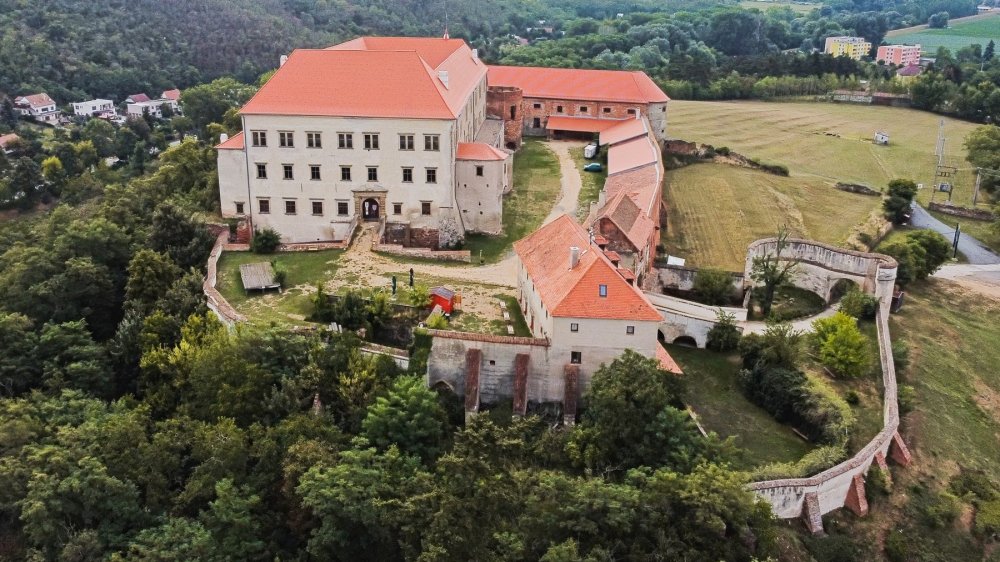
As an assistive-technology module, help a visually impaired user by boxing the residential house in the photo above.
[14,93,60,123]
[125,93,151,104]
[876,44,921,66]
[824,36,872,60]
[71,99,117,118]
[217,36,511,247]
[896,64,923,80]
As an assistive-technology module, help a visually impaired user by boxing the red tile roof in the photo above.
[513,214,661,321]
[216,131,245,150]
[127,93,151,103]
[599,117,647,146]
[608,134,659,175]
[15,93,55,108]
[161,89,181,101]
[656,345,683,374]
[488,65,669,104]
[896,64,922,77]
[596,190,656,253]
[329,36,469,68]
[545,115,624,133]
[456,142,508,161]
[242,37,486,119]
[604,165,660,218]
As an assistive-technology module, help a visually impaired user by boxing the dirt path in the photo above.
[541,140,587,226]
[933,263,1000,301]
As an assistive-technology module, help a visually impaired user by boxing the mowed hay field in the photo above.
[666,100,983,207]
[664,163,877,270]
[887,13,1000,54]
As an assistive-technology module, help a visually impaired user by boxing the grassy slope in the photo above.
[738,0,819,13]
[888,14,1000,54]
[216,250,343,325]
[892,281,1000,478]
[663,163,877,269]
[666,100,983,208]
[668,344,815,468]
[464,139,562,262]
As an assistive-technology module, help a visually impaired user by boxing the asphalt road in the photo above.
[909,204,1000,265]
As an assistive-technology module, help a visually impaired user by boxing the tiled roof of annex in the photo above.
[487,65,669,104]
[456,142,508,161]
[216,131,245,150]
[513,214,662,322]
[240,36,486,119]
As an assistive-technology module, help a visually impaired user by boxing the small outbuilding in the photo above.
[430,286,456,314]
[873,131,889,145]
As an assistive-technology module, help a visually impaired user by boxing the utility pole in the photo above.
[972,168,983,207]
[931,119,945,203]
[953,223,961,259]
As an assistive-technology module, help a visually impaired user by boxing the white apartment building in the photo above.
[217,37,512,248]
[72,99,116,117]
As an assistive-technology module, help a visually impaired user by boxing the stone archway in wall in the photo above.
[672,335,698,347]
[352,188,387,224]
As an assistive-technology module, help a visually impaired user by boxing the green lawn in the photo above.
[663,163,879,270]
[464,139,561,262]
[739,0,819,13]
[669,344,815,469]
[216,250,343,325]
[891,280,1000,481]
[569,145,607,221]
[666,100,984,209]
[888,13,1000,55]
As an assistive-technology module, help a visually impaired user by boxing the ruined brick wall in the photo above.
[596,217,636,254]
[486,86,523,150]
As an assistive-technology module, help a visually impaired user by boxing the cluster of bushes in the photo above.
[738,324,856,445]
[748,158,790,176]
[882,179,918,225]
[250,227,281,253]
[840,287,879,320]
[879,229,953,286]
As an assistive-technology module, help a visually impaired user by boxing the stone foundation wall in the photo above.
[648,264,744,294]
[928,202,995,221]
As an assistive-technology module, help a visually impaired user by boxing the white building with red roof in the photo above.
[14,93,60,123]
[513,214,673,388]
[217,36,511,246]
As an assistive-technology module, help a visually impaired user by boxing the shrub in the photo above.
[975,499,1000,538]
[693,268,735,306]
[250,227,281,253]
[918,490,962,528]
[867,466,891,499]
[750,445,846,480]
[845,390,860,405]
[716,146,731,156]
[898,384,916,414]
[270,260,287,287]
[426,312,448,329]
[706,310,741,352]
[807,533,861,562]
[405,284,432,309]
[950,469,998,501]
[884,529,909,562]
[812,312,869,378]
[738,322,803,370]
[839,289,878,320]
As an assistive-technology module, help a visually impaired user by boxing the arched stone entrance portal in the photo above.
[362,198,380,220]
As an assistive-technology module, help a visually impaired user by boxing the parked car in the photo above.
[583,162,603,172]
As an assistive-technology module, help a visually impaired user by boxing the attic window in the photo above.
[598,284,607,297]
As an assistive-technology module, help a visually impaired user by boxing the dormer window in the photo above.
[599,284,607,297]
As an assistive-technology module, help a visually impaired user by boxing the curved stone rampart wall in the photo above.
[745,238,898,304]
[744,239,907,532]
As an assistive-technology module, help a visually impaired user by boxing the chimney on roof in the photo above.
[569,246,580,270]
[598,190,606,207]
[279,54,288,67]
[438,70,450,89]
[472,48,479,59]
[219,133,229,143]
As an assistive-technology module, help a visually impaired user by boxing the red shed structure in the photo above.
[430,286,456,314]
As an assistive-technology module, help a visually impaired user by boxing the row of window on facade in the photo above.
[249,131,440,151]
[254,163,447,183]
[518,103,639,117]
[238,199,433,217]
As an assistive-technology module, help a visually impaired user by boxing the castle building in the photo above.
[824,36,872,60]
[217,37,512,248]
[486,65,669,147]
